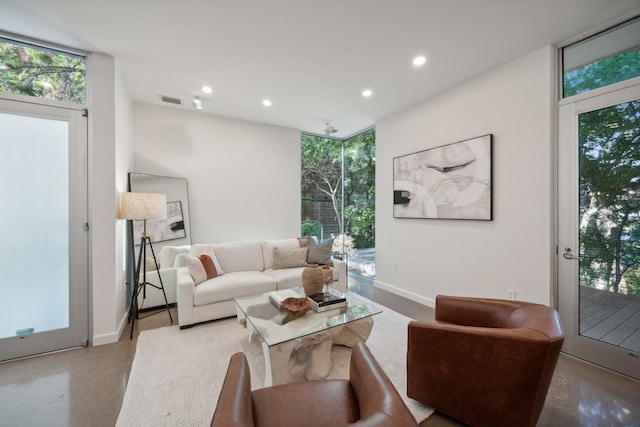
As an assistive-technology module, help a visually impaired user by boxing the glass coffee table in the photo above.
[234,287,382,386]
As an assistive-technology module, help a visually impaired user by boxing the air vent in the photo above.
[160,95,182,105]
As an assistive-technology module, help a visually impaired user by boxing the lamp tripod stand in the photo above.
[128,219,173,339]
[120,191,173,340]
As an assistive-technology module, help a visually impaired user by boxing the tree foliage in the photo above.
[564,41,640,295]
[343,130,376,247]
[563,48,640,98]
[301,128,375,249]
[0,40,85,104]
[301,135,344,233]
[578,100,640,295]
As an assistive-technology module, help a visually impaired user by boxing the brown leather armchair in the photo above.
[211,342,418,427]
[407,295,564,427]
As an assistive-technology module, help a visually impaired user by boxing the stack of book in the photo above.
[269,288,304,308]
[307,290,347,312]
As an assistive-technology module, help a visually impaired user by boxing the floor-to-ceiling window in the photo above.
[557,15,640,380]
[301,128,375,284]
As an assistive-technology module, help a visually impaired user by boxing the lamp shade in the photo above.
[120,192,167,220]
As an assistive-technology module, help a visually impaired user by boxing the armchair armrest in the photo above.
[331,258,347,292]
[176,267,196,327]
[210,352,254,427]
[349,343,418,427]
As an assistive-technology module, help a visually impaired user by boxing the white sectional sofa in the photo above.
[176,238,346,328]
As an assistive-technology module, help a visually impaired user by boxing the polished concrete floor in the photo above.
[1,277,639,427]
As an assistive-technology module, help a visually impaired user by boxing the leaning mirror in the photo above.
[128,173,191,310]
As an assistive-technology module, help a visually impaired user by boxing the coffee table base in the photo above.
[240,316,374,386]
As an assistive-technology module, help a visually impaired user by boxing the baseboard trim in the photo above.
[92,308,130,346]
[92,331,121,346]
[373,279,436,309]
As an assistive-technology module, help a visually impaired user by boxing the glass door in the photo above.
[0,98,88,362]
[558,83,640,379]
[301,129,376,284]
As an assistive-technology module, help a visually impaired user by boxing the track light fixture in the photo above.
[192,97,203,111]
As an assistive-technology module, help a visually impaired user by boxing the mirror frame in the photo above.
[126,173,192,306]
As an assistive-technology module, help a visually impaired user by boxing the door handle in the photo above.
[562,247,583,260]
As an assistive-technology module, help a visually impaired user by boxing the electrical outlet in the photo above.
[507,289,516,300]
[392,261,398,271]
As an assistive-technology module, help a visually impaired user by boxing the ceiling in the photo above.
[1,0,639,138]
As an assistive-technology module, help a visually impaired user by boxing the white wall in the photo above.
[376,46,555,307]
[88,53,134,345]
[87,53,117,345]
[132,102,302,243]
[114,63,134,339]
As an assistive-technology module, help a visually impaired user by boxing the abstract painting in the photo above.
[393,134,493,220]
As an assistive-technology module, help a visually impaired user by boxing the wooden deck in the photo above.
[580,286,640,353]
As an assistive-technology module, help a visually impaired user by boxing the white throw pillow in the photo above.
[198,246,225,275]
[183,254,220,285]
[184,255,207,285]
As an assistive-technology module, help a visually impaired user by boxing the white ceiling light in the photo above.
[413,55,427,66]
[192,97,203,111]
[362,89,373,97]
[201,85,212,94]
[263,99,272,107]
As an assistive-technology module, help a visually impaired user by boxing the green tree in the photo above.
[578,100,640,295]
[0,40,85,104]
[301,135,344,234]
[301,128,375,249]
[344,129,376,247]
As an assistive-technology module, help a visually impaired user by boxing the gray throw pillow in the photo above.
[307,238,334,266]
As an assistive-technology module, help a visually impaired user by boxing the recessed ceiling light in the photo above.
[201,86,212,94]
[263,99,272,107]
[413,55,427,66]
[362,89,373,97]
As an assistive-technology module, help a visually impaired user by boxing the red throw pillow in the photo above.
[199,254,218,280]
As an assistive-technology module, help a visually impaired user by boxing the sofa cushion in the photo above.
[262,238,300,270]
[274,247,308,269]
[193,271,277,306]
[263,267,306,290]
[307,238,334,266]
[191,242,263,273]
[145,256,157,272]
[159,245,190,269]
[214,241,265,273]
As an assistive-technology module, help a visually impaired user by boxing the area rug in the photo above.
[116,297,433,426]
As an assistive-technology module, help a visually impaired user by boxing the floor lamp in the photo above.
[120,192,173,339]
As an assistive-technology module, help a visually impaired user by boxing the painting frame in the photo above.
[133,200,187,244]
[393,134,493,220]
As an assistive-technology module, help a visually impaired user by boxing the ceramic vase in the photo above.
[302,264,324,296]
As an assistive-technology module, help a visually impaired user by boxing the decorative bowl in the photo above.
[281,297,311,318]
